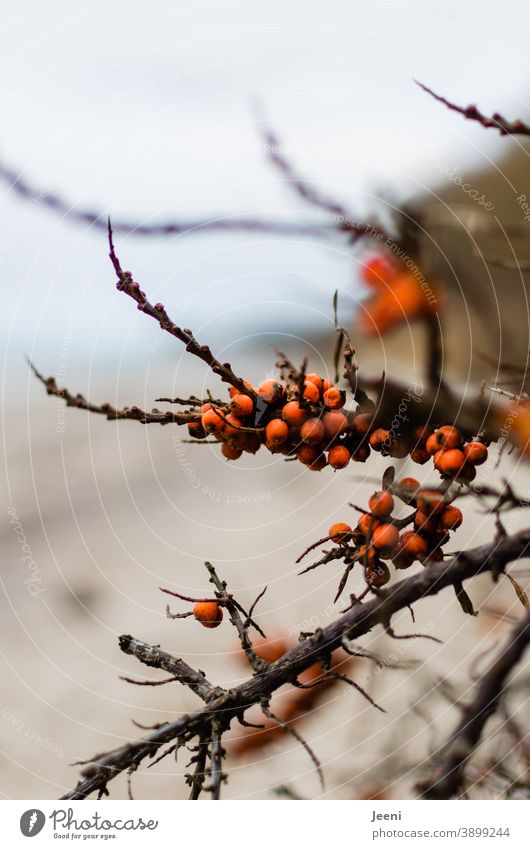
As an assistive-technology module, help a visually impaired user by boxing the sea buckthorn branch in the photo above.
[418,605,530,799]
[416,81,530,137]
[29,360,199,426]
[260,700,325,789]
[119,635,224,703]
[61,529,530,800]
[0,158,337,239]
[108,221,256,400]
[259,122,396,246]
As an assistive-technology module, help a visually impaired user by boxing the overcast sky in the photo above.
[2,0,530,396]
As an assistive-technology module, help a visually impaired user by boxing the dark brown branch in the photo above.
[186,737,209,800]
[416,81,530,137]
[61,529,530,800]
[0,159,336,239]
[205,561,267,670]
[419,605,530,799]
[208,723,225,800]
[108,221,256,399]
[119,635,223,703]
[29,360,198,426]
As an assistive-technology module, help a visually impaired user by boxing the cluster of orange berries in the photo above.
[369,424,489,481]
[188,373,369,471]
[327,480,464,588]
[188,371,490,481]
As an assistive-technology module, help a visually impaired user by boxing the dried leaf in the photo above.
[506,573,529,609]
[382,466,395,491]
[454,582,477,616]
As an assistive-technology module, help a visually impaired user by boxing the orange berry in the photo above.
[427,426,462,453]
[329,522,352,543]
[265,418,289,447]
[297,444,320,465]
[243,433,261,454]
[364,561,391,587]
[222,443,243,460]
[433,449,445,472]
[193,601,223,628]
[322,411,348,439]
[371,523,399,555]
[357,514,381,537]
[410,447,430,464]
[358,544,378,567]
[456,463,477,482]
[328,445,351,469]
[352,413,373,435]
[308,453,328,471]
[230,394,254,418]
[368,490,394,518]
[463,442,488,466]
[200,402,213,412]
[201,408,225,434]
[258,379,285,404]
[369,428,391,451]
[322,379,334,392]
[229,380,254,398]
[305,373,323,393]
[300,418,325,445]
[440,505,463,530]
[389,439,409,459]
[323,387,345,410]
[187,421,206,439]
[222,412,243,436]
[392,552,415,570]
[414,511,439,535]
[352,443,371,462]
[398,477,420,498]
[399,531,428,558]
[282,401,309,427]
[438,449,466,476]
[361,254,396,288]
[437,426,463,449]
[303,381,320,404]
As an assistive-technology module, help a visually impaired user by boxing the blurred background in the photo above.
[1,0,530,800]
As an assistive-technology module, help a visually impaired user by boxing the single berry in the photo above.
[323,387,345,409]
[322,411,348,439]
[222,443,243,460]
[371,523,399,555]
[201,408,225,434]
[193,601,223,628]
[438,449,466,476]
[329,522,352,542]
[369,428,391,452]
[265,418,289,447]
[368,490,395,518]
[258,379,285,404]
[463,441,488,466]
[282,401,309,427]
[303,381,320,404]
[230,394,254,418]
[440,505,463,530]
[301,418,326,445]
[328,445,351,469]
[399,531,428,558]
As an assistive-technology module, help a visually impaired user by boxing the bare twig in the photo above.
[419,606,530,799]
[61,529,530,800]
[416,81,530,137]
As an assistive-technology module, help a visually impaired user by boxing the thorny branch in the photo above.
[61,529,530,800]
[416,81,530,137]
[419,605,530,799]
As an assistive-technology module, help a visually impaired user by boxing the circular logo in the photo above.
[20,810,46,837]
